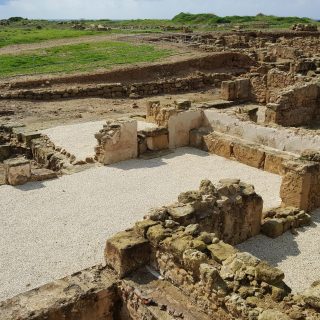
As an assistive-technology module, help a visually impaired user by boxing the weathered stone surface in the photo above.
[208,241,238,264]
[134,219,160,237]
[203,132,233,158]
[4,158,31,186]
[258,309,290,320]
[146,134,169,151]
[233,142,265,169]
[30,168,58,182]
[167,203,196,225]
[105,230,150,278]
[261,219,284,238]
[0,265,118,320]
[95,118,138,165]
[302,281,320,309]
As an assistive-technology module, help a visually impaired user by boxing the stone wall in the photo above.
[266,82,320,127]
[104,180,320,319]
[0,73,232,101]
[0,265,118,320]
[202,109,320,155]
[220,78,250,101]
[95,118,138,165]
[201,130,320,211]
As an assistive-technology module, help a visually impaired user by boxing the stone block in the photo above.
[233,142,265,169]
[261,219,284,238]
[221,81,236,101]
[235,78,250,100]
[146,135,169,151]
[203,132,233,158]
[105,230,150,278]
[207,241,238,264]
[280,161,317,211]
[95,118,138,165]
[30,168,58,182]
[174,99,191,110]
[19,132,42,147]
[4,158,31,186]
[167,203,196,225]
[264,150,294,175]
[168,110,203,149]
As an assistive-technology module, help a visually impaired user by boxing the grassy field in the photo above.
[0,28,101,48]
[0,13,318,50]
[0,41,173,77]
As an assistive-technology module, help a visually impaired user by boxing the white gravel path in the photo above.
[237,208,320,293]
[0,148,281,301]
[41,120,157,161]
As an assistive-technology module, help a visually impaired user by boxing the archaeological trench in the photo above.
[2,27,320,319]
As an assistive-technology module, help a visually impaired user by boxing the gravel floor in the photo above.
[41,120,157,161]
[237,208,320,293]
[0,148,281,301]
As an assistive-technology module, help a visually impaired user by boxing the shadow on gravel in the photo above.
[237,209,320,266]
[109,147,210,171]
[14,181,46,191]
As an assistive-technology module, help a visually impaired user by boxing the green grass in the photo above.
[0,41,173,77]
[0,28,101,48]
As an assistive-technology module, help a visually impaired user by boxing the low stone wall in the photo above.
[0,265,118,320]
[266,82,320,127]
[105,180,320,319]
[0,73,231,101]
[201,130,320,211]
[261,207,311,238]
[203,109,320,154]
[94,118,138,165]
[220,78,250,101]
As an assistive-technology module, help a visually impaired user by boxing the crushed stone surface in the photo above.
[237,208,320,293]
[41,120,157,161]
[0,147,281,301]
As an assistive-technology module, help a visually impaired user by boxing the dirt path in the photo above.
[0,33,146,55]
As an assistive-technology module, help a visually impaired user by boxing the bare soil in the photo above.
[0,89,220,131]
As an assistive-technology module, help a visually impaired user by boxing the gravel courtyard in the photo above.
[0,147,282,300]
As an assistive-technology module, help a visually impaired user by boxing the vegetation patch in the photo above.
[0,41,173,77]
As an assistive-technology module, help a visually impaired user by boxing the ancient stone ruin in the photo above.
[1,28,320,319]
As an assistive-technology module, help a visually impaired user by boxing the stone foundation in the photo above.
[95,118,138,165]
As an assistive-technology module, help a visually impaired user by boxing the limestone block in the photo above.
[0,265,117,320]
[30,168,58,182]
[220,81,236,100]
[167,203,196,225]
[258,310,290,320]
[105,230,150,278]
[146,135,169,151]
[168,110,203,148]
[95,118,138,165]
[264,150,294,175]
[174,99,191,110]
[261,219,284,238]
[233,142,265,169]
[19,131,42,147]
[203,132,233,158]
[190,127,212,149]
[207,241,238,264]
[4,158,31,186]
[279,161,319,211]
[302,281,320,309]
[235,78,250,100]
